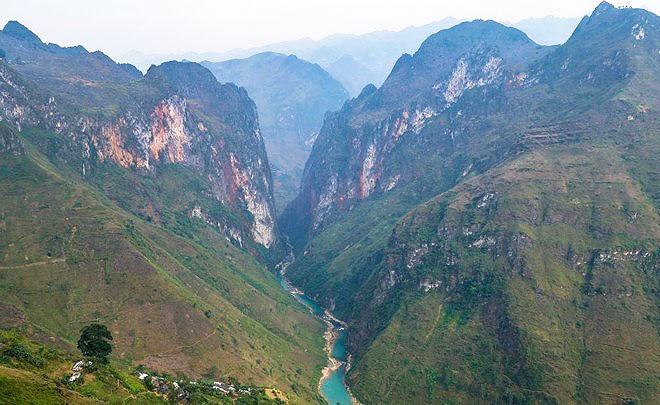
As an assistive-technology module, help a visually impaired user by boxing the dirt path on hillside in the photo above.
[424,304,443,341]
[383,304,442,398]
[155,330,218,356]
[0,258,65,269]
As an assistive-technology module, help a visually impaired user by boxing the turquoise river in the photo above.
[276,270,355,405]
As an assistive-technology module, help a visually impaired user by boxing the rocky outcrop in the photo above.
[0,28,277,248]
[281,20,550,249]
[202,53,349,213]
[0,124,23,155]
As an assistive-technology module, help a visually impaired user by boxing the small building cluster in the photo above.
[144,375,189,400]
[68,360,92,382]
[212,380,235,394]
[136,370,255,401]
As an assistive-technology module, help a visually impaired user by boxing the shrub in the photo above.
[3,343,45,367]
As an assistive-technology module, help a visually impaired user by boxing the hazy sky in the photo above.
[2,0,659,58]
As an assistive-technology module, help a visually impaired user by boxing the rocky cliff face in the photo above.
[0,23,276,248]
[282,3,660,403]
[0,123,23,155]
[202,53,349,213]
[281,20,550,249]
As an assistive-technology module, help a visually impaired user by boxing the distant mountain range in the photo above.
[116,16,582,95]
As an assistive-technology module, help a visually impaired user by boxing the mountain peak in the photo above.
[569,1,659,44]
[593,1,615,16]
[2,20,42,44]
[145,60,218,91]
[416,19,534,59]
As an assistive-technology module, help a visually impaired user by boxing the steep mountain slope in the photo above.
[325,54,375,97]
[0,21,277,250]
[0,23,325,403]
[282,19,552,250]
[202,53,348,213]
[0,21,141,112]
[281,3,660,403]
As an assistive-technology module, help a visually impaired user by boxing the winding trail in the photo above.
[424,304,443,341]
[0,258,65,269]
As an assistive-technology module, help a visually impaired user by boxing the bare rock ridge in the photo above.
[281,19,551,250]
[201,52,349,213]
[2,20,42,44]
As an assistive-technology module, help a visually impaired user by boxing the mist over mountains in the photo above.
[118,16,582,95]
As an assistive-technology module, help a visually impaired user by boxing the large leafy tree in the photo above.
[77,324,113,362]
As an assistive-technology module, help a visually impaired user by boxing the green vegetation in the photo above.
[282,4,660,404]
[0,130,325,403]
[0,19,323,404]
[0,329,286,404]
[77,324,113,362]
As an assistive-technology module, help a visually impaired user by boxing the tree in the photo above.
[77,323,113,362]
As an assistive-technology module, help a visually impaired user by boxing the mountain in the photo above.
[201,53,349,213]
[116,16,580,97]
[117,18,463,95]
[325,54,375,97]
[0,21,142,111]
[296,18,464,94]
[0,21,326,403]
[0,21,277,249]
[282,19,552,248]
[281,3,660,403]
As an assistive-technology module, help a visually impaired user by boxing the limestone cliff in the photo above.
[0,23,277,248]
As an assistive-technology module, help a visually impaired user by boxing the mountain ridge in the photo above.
[114,15,583,96]
[280,3,660,403]
[0,21,326,403]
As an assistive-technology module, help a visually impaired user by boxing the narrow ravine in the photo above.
[276,252,359,405]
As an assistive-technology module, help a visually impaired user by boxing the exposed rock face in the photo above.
[282,3,660,403]
[149,97,190,164]
[0,63,44,130]
[0,124,23,155]
[0,24,277,248]
[202,53,349,213]
[281,20,550,249]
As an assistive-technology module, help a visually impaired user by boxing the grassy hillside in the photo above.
[347,132,660,403]
[288,99,660,403]
[282,4,660,403]
[0,124,326,404]
[0,329,287,404]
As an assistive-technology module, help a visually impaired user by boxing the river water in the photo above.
[276,270,355,405]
